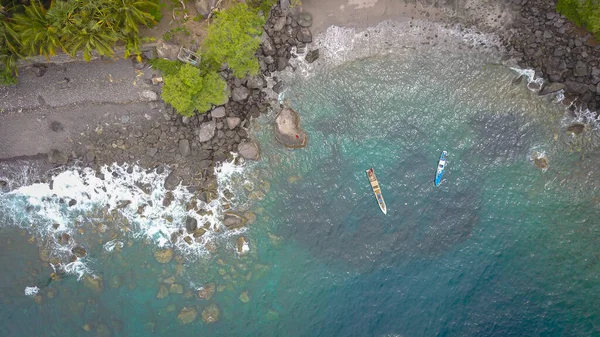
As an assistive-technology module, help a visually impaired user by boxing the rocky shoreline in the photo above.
[500,0,600,114]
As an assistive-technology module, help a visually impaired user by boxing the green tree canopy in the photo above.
[201,3,266,78]
[161,64,229,117]
[557,0,600,39]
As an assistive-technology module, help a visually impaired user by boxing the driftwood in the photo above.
[207,0,225,22]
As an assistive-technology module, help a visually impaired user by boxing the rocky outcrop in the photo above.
[504,0,600,114]
[274,107,307,148]
[237,141,260,160]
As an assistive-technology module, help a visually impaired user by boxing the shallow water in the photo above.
[1,21,600,337]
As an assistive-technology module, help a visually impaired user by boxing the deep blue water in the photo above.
[1,22,600,337]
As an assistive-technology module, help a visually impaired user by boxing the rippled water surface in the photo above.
[1,22,600,337]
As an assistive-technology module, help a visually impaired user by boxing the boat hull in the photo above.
[366,168,387,214]
[434,151,447,186]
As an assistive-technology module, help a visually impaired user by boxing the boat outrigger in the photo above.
[366,168,387,214]
[434,151,447,186]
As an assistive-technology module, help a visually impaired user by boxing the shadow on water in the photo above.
[273,147,483,270]
[464,112,535,166]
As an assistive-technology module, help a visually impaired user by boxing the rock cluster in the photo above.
[503,0,600,113]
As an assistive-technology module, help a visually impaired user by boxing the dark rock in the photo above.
[567,123,585,135]
[261,34,276,56]
[163,191,174,207]
[305,49,319,63]
[211,106,226,118]
[232,86,250,101]
[246,75,266,89]
[276,57,288,71]
[264,56,275,64]
[237,141,260,160]
[539,82,565,95]
[296,12,313,27]
[273,16,286,31]
[49,121,64,132]
[179,139,190,156]
[273,81,284,93]
[574,61,588,77]
[68,199,77,207]
[185,216,198,233]
[198,120,216,142]
[226,117,241,130]
[296,28,312,43]
[565,80,588,95]
[147,148,158,157]
[223,212,246,229]
[71,246,87,258]
[164,171,180,190]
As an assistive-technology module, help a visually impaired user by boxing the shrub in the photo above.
[557,0,600,39]
[0,67,17,86]
[201,3,266,78]
[161,64,228,116]
[149,58,182,76]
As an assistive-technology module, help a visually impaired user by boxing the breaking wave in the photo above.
[0,158,249,279]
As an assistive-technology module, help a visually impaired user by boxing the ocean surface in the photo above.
[1,21,600,337]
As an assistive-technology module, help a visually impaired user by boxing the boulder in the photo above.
[574,61,588,77]
[156,39,179,61]
[197,120,216,142]
[232,86,250,101]
[185,216,198,233]
[296,27,312,43]
[72,246,87,257]
[202,304,220,324]
[226,117,241,130]
[246,75,266,89]
[83,275,103,293]
[178,307,197,325]
[237,236,249,256]
[194,0,212,16]
[140,90,158,101]
[237,141,260,160]
[276,57,288,71]
[147,147,158,157]
[197,283,216,300]
[539,82,565,95]
[296,12,313,27]
[154,249,173,263]
[48,149,68,165]
[211,106,226,118]
[274,16,286,31]
[305,49,319,63]
[178,139,190,157]
[274,107,307,148]
[223,211,246,229]
[261,33,276,56]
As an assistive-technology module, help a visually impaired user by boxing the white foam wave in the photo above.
[510,67,544,90]
[24,286,39,296]
[0,159,248,277]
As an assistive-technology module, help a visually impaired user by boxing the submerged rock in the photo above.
[83,274,104,293]
[202,304,220,323]
[71,246,86,257]
[531,152,549,170]
[223,212,246,229]
[239,291,250,303]
[154,249,173,264]
[566,123,585,135]
[177,306,197,325]
[274,107,307,148]
[197,283,216,300]
[237,236,250,256]
[156,285,169,299]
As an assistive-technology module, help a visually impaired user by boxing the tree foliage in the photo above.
[0,0,158,82]
[557,0,600,39]
[202,3,266,78]
[161,64,228,117]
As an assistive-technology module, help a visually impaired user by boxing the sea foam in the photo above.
[0,158,248,278]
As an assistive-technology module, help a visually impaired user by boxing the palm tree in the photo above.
[11,1,62,58]
[110,0,158,34]
[63,20,118,61]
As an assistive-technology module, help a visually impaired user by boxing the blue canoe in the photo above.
[434,151,447,186]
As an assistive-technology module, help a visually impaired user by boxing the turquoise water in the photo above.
[2,26,600,336]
